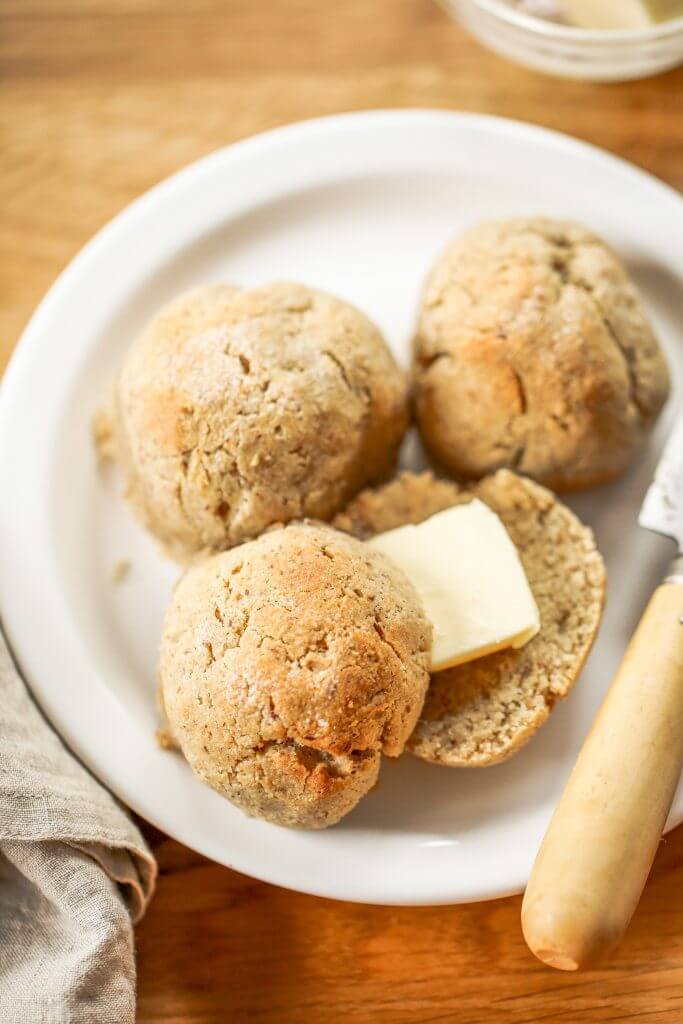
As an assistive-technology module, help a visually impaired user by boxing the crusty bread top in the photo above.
[159,521,431,827]
[335,469,607,767]
[107,282,409,560]
[414,218,670,491]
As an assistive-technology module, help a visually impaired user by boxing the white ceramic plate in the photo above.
[1,111,682,905]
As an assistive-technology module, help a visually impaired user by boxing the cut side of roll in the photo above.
[334,470,606,767]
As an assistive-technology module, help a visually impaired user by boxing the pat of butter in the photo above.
[368,500,540,672]
[565,0,683,29]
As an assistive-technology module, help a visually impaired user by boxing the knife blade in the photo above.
[639,410,683,553]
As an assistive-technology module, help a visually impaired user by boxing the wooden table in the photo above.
[4,2,683,1021]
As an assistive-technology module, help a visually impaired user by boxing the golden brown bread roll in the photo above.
[159,522,432,827]
[99,282,409,560]
[413,218,669,490]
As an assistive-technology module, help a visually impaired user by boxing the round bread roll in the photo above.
[414,218,670,491]
[334,470,606,766]
[160,522,432,828]
[104,282,408,560]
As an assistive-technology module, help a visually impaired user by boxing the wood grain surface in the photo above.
[3,2,683,1021]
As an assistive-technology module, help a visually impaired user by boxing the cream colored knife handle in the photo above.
[522,580,683,971]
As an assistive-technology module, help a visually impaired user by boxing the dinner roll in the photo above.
[414,218,669,490]
[101,282,408,560]
[335,470,606,766]
[160,522,431,827]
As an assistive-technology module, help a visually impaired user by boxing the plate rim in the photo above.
[2,108,683,906]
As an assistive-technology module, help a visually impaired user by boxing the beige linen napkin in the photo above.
[0,628,157,1024]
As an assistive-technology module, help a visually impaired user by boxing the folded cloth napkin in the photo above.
[0,628,157,1024]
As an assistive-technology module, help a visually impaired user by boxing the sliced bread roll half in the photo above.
[334,470,606,767]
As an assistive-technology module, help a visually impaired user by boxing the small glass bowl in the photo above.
[442,0,683,81]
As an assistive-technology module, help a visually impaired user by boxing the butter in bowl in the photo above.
[444,0,683,80]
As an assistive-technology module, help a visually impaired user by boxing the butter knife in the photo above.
[522,412,683,970]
